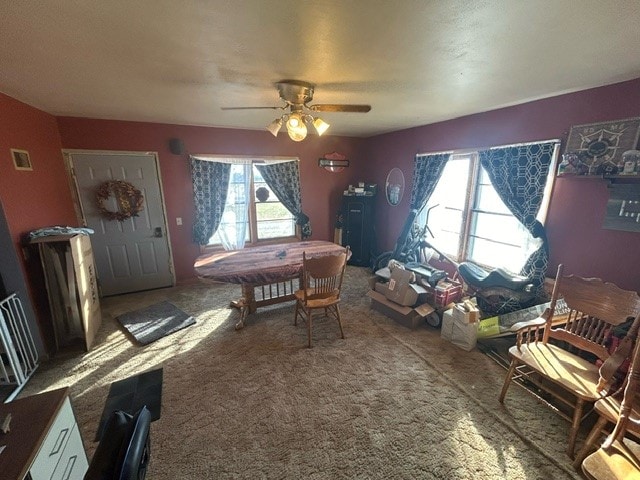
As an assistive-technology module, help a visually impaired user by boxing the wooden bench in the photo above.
[498,264,640,458]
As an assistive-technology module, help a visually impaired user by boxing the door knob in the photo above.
[154,227,163,238]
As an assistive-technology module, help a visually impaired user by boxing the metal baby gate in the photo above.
[0,293,39,402]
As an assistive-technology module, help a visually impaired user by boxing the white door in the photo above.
[67,151,174,296]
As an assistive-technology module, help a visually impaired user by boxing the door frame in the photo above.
[62,149,176,292]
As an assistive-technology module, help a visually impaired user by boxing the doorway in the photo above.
[66,151,175,296]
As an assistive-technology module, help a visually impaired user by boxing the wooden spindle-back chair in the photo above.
[293,246,349,348]
[581,329,640,479]
[573,314,640,468]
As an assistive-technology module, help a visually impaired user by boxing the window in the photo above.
[253,167,296,240]
[420,151,555,273]
[209,163,295,246]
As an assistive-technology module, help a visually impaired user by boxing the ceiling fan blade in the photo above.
[221,106,283,111]
[308,104,371,113]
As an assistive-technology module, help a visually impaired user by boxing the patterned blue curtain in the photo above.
[191,158,231,245]
[478,142,557,291]
[255,161,312,239]
[392,153,450,254]
[409,153,451,211]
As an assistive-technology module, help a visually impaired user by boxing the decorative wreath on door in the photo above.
[96,180,144,221]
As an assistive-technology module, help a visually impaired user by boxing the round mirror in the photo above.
[385,168,405,206]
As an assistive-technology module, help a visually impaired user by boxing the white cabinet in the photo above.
[50,424,87,480]
[0,387,88,480]
[29,397,88,479]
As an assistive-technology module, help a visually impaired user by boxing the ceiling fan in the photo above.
[221,80,371,141]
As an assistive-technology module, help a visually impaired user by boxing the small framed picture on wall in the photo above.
[11,149,32,171]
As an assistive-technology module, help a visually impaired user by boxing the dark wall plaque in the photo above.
[565,117,640,175]
[603,184,640,232]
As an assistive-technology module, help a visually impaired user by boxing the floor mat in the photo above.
[95,367,163,441]
[116,301,195,345]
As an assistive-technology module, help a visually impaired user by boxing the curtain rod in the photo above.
[190,154,299,164]
[417,138,561,157]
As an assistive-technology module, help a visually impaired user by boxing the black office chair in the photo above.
[84,406,152,480]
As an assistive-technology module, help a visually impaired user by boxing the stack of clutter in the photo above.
[441,299,480,351]
[367,266,436,329]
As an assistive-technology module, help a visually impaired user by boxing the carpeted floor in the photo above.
[20,266,582,479]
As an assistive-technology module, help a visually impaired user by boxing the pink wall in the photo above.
[365,78,640,292]
[55,118,367,282]
[0,94,76,240]
[0,93,78,351]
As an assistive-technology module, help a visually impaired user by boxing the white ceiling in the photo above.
[1,1,639,138]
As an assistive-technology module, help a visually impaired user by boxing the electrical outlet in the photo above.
[176,217,182,226]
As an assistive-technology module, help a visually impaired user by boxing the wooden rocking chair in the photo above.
[573,313,640,468]
[581,325,640,479]
[498,264,640,458]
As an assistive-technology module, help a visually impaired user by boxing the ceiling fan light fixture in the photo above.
[286,112,307,141]
[266,117,283,137]
[287,125,307,142]
[313,117,330,136]
[286,112,302,129]
[225,80,370,142]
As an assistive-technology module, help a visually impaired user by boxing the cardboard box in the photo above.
[383,284,427,308]
[30,234,102,352]
[368,290,434,329]
[379,268,428,307]
[476,298,569,339]
[441,308,477,351]
[374,282,428,307]
[374,266,391,280]
[452,301,480,324]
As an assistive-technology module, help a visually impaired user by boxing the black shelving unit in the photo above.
[340,194,376,267]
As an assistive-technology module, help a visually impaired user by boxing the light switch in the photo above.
[176,217,182,226]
